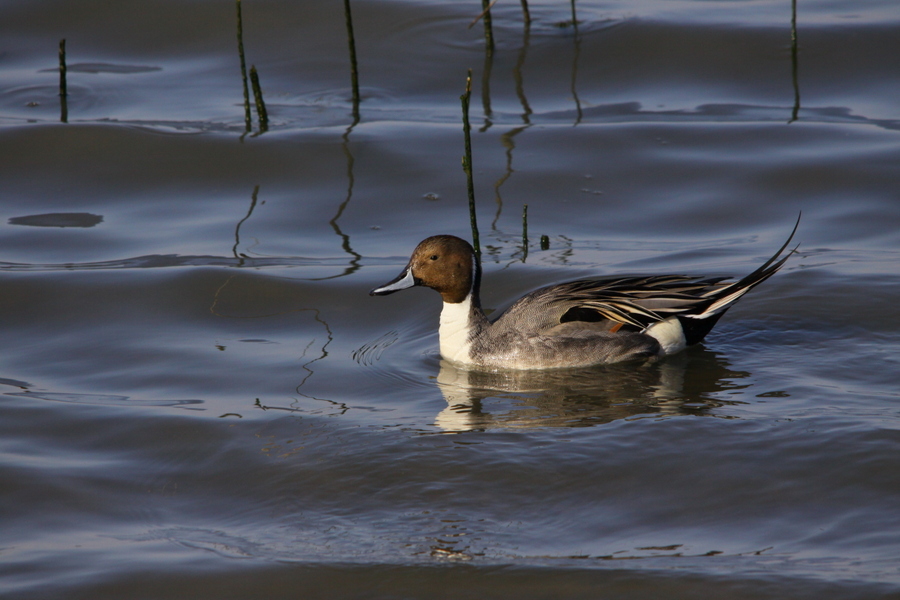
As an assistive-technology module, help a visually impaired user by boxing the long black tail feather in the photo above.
[691,212,801,331]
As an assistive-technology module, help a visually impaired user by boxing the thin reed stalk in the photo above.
[58,38,68,123]
[236,0,252,131]
[343,0,361,122]
[460,70,480,258]
[249,65,268,131]
[522,204,529,261]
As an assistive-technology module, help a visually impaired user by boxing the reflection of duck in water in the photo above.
[434,349,746,432]
[371,219,798,370]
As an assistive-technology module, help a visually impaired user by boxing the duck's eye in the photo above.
[430,254,439,261]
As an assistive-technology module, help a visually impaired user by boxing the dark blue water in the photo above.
[1,1,899,598]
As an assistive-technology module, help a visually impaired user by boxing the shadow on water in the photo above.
[566,0,583,125]
[0,376,202,410]
[478,2,594,236]
[230,0,365,276]
[467,1,496,132]
[9,212,103,228]
[232,0,366,279]
[514,18,533,124]
[491,126,528,230]
[469,0,805,239]
[207,271,339,415]
[432,348,749,432]
[297,0,364,280]
[480,41,494,132]
[318,127,364,277]
[490,15,533,230]
[232,185,260,263]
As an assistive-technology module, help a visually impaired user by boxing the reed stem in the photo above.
[789,0,800,122]
[58,39,67,97]
[481,0,495,56]
[58,38,68,123]
[249,65,268,131]
[522,204,529,261]
[460,70,480,259]
[520,0,531,25]
[343,0,361,122]
[236,0,252,132]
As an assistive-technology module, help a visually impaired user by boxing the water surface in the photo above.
[1,0,899,598]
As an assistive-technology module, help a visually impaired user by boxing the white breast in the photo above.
[439,297,474,364]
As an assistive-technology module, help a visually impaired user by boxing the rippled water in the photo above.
[1,0,899,598]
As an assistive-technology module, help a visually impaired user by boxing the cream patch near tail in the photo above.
[644,317,687,355]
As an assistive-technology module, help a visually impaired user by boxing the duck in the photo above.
[370,218,799,370]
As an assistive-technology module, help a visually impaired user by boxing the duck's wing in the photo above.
[507,215,800,345]
[552,274,730,330]
[494,274,721,335]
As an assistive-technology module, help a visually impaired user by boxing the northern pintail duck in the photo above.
[371,219,799,370]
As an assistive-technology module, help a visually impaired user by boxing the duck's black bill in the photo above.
[370,267,416,296]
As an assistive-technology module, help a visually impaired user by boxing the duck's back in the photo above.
[470,279,670,369]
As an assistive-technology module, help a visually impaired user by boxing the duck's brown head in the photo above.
[369,235,477,304]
